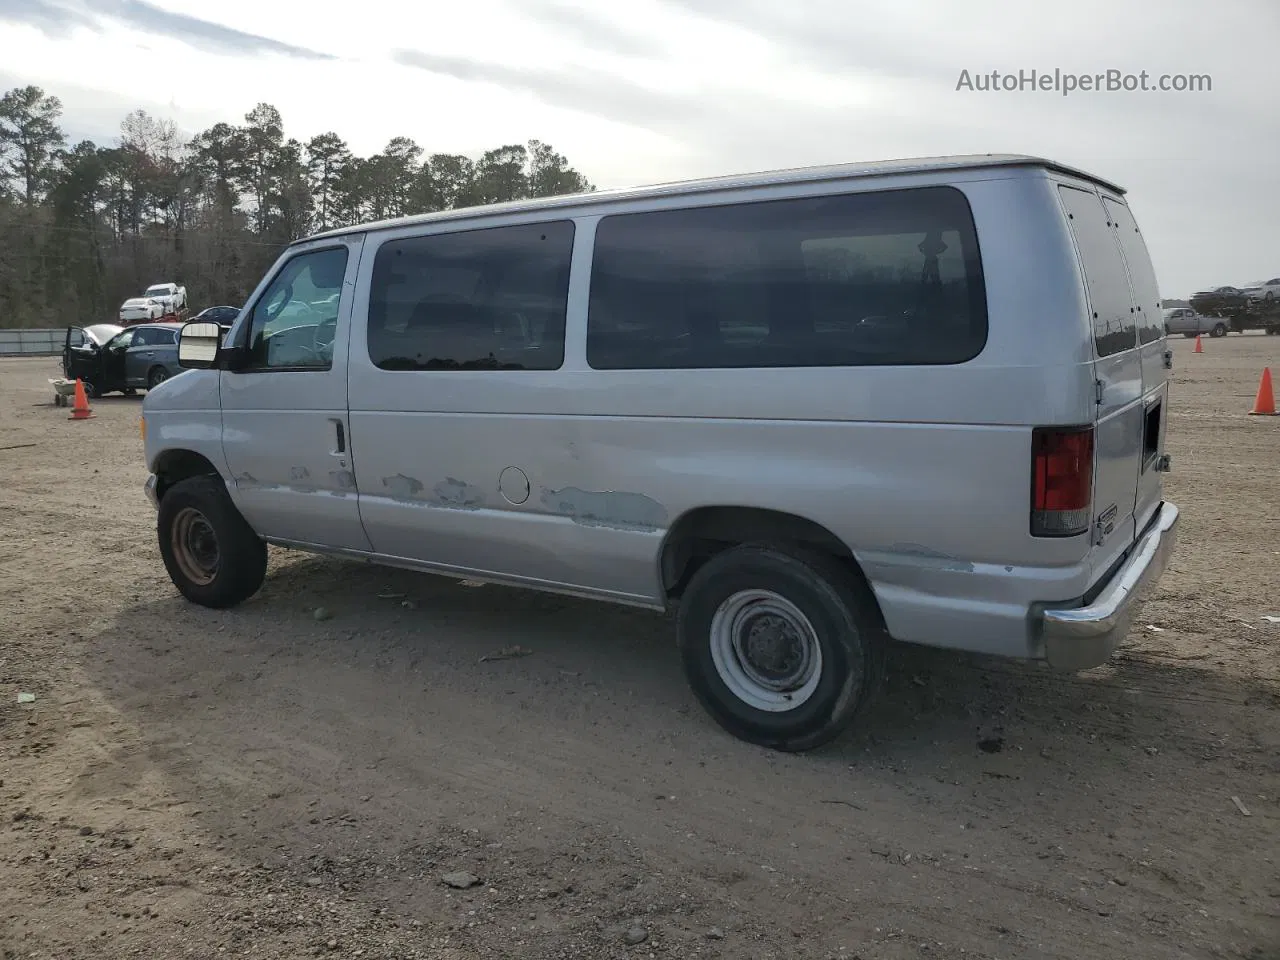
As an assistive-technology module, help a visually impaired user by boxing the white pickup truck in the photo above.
[1162,306,1228,339]
[120,282,187,325]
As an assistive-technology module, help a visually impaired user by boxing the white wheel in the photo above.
[708,589,824,712]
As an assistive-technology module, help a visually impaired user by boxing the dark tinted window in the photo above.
[202,306,239,323]
[1059,186,1137,358]
[134,327,176,346]
[585,186,987,370]
[367,221,574,371]
[1103,198,1164,345]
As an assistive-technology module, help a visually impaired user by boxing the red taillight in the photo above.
[1031,426,1094,537]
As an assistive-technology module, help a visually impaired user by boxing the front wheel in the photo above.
[157,475,267,608]
[676,544,886,752]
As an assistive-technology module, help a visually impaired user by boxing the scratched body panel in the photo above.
[217,233,372,551]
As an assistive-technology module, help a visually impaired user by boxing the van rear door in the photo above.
[1101,195,1168,537]
[1057,183,1142,570]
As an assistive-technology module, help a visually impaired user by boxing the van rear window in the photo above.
[1103,198,1164,345]
[1058,185,1139,358]
[585,185,988,370]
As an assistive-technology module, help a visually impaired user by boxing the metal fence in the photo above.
[0,329,62,357]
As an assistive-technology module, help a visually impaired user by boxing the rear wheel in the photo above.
[157,475,267,608]
[148,366,170,389]
[676,544,886,752]
[1211,323,1227,338]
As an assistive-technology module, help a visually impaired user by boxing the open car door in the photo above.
[63,326,90,380]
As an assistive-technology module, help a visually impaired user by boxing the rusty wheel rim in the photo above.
[171,506,219,586]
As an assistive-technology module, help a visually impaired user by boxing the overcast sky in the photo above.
[2,0,1277,295]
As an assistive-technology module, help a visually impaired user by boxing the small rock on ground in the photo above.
[441,871,482,889]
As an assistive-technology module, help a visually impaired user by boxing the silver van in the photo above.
[141,154,1179,751]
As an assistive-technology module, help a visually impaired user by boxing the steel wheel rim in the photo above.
[171,506,219,586]
[709,589,823,712]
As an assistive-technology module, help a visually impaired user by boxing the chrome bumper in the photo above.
[1039,502,1180,671]
[144,474,159,510]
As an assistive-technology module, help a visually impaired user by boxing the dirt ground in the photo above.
[2,335,1278,960]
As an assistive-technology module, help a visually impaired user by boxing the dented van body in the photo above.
[140,154,1179,751]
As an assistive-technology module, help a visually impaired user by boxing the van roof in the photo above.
[305,153,1124,243]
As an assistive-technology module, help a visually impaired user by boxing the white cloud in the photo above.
[1,0,1276,293]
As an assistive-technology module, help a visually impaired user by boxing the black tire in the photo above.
[148,366,169,389]
[676,544,887,752]
[81,380,98,398]
[1211,323,1227,338]
[157,475,267,609]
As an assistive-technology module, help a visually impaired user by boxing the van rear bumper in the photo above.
[1038,501,1180,671]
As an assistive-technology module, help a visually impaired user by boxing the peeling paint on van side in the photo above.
[864,543,976,577]
[433,477,484,510]
[541,487,667,532]
[382,474,424,499]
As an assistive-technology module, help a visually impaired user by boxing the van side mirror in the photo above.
[178,321,223,369]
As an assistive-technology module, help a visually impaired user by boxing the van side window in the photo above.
[585,186,987,370]
[367,221,574,371]
[1103,198,1164,345]
[245,247,349,371]
[1058,186,1138,358]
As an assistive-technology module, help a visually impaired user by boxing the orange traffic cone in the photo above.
[1193,335,1203,353]
[1249,367,1277,416]
[68,378,94,420]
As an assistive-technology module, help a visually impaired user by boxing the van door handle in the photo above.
[330,418,346,456]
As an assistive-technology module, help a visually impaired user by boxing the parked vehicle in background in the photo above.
[1184,288,1280,335]
[142,153,1179,752]
[190,305,241,325]
[119,296,166,325]
[64,321,185,397]
[118,283,188,325]
[142,282,188,314]
[1189,285,1250,317]
[1162,306,1227,338]
[1242,278,1280,303]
